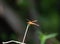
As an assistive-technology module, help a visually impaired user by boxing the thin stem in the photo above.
[22,24,30,43]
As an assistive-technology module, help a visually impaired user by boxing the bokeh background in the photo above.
[0,0,60,44]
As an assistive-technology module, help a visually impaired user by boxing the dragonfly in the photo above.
[27,20,39,26]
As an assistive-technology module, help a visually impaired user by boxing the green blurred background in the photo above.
[0,0,60,44]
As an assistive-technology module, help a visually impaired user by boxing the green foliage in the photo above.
[1,33,7,40]
[17,0,29,7]
[39,32,58,44]
[10,34,17,40]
